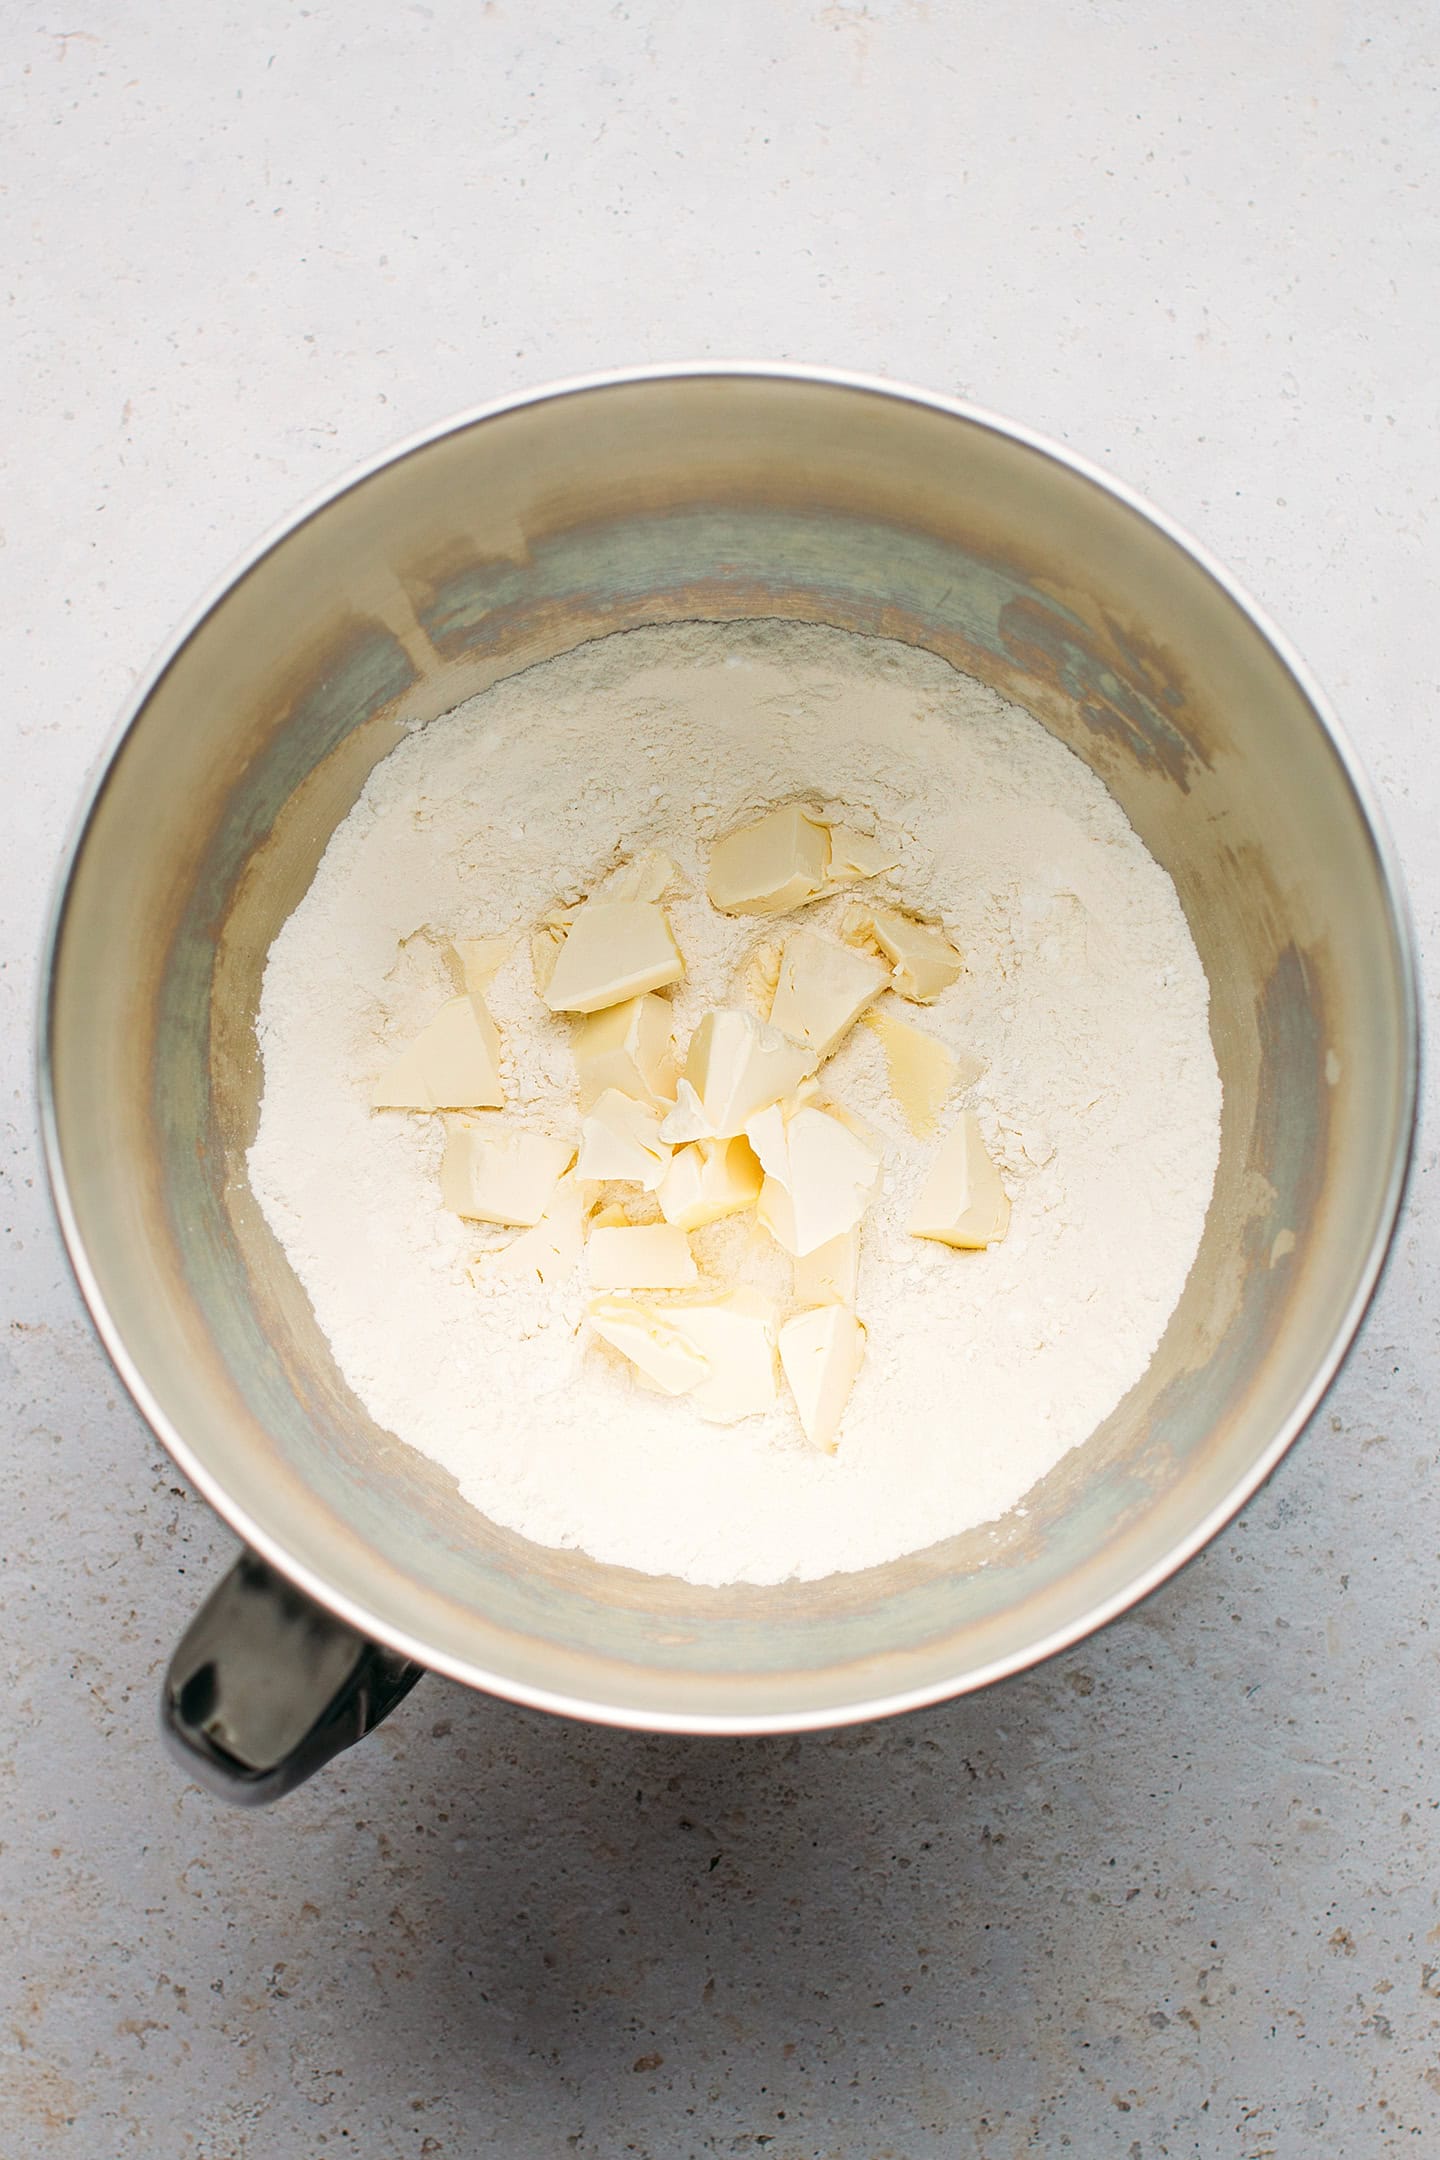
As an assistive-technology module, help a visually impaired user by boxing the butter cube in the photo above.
[707,803,830,916]
[769,928,889,1059]
[575,1088,672,1190]
[440,1117,574,1226]
[489,1174,585,1285]
[666,1290,779,1422]
[657,1135,763,1231]
[741,1099,791,1182]
[749,1102,880,1258]
[587,1222,698,1289]
[610,849,677,903]
[588,1297,707,1396]
[743,939,784,1019]
[844,903,963,1004]
[573,993,676,1110]
[655,1078,711,1145]
[589,1201,634,1229]
[824,826,898,886]
[371,994,504,1111]
[543,900,684,1013]
[793,1227,860,1306]
[862,1007,957,1136]
[909,1112,1011,1248]
[659,1009,817,1141]
[779,1305,866,1454]
[448,936,509,1001]
[530,903,582,995]
[531,926,564,995]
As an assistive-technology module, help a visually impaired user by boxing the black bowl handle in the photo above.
[161,1552,426,1804]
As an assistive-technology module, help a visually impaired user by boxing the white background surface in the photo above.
[3,2,1437,2152]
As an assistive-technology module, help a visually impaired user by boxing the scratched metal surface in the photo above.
[4,2,1438,2152]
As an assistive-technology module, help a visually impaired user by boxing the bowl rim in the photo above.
[35,360,1423,1733]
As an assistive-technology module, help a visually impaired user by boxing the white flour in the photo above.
[249,621,1221,1585]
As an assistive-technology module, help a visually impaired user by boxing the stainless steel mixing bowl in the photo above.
[39,366,1418,1801]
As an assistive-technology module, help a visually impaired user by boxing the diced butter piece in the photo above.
[768,928,889,1059]
[610,849,677,903]
[744,940,784,1019]
[656,1077,709,1145]
[824,826,898,886]
[659,1008,817,1141]
[531,925,564,994]
[531,902,583,993]
[750,1103,881,1258]
[862,1007,957,1137]
[588,1297,707,1396]
[587,1222,698,1289]
[575,1088,671,1190]
[665,1290,779,1422]
[908,1111,1011,1248]
[779,1305,866,1454]
[844,902,963,1003]
[448,935,509,1000]
[793,1227,860,1306]
[707,803,831,916]
[657,1135,763,1231]
[573,993,676,1110]
[543,900,684,1014]
[755,1177,824,1261]
[371,994,504,1111]
[742,1098,791,1182]
[589,1201,633,1229]
[489,1174,584,1285]
[440,1117,574,1226]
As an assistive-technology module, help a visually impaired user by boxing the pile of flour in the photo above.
[249,620,1221,1585]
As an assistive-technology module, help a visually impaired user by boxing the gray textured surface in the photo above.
[4,2,1438,2152]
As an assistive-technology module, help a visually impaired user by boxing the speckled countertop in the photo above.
[4,4,1437,2153]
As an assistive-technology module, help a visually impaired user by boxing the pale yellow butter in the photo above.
[743,939,784,1019]
[439,1117,574,1226]
[371,994,504,1112]
[862,1006,957,1137]
[768,928,888,1059]
[572,993,676,1110]
[587,1222,698,1289]
[909,1111,1011,1248]
[530,903,582,995]
[587,1297,707,1395]
[665,1289,779,1422]
[531,926,564,995]
[657,1135,763,1231]
[749,1101,880,1258]
[488,1174,585,1285]
[779,1305,866,1453]
[609,849,677,903]
[657,1078,710,1144]
[659,1008,817,1141]
[844,902,963,1003]
[824,826,898,886]
[793,1226,860,1306]
[448,935,510,1001]
[543,900,684,1014]
[706,803,830,916]
[575,1088,672,1190]
[586,1288,776,1420]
